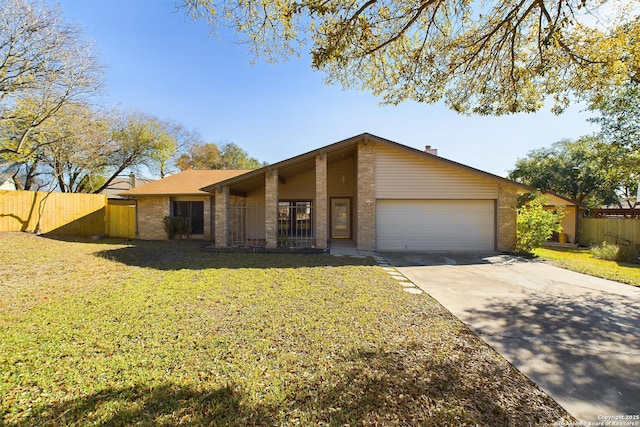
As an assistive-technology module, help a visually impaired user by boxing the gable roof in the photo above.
[120,169,251,197]
[541,191,586,207]
[201,133,532,193]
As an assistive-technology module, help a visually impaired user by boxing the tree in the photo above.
[176,142,221,170]
[3,106,189,193]
[176,142,264,170]
[0,98,49,190]
[219,143,266,169]
[148,123,183,179]
[39,103,110,193]
[516,194,564,254]
[589,81,640,150]
[510,79,640,207]
[588,81,640,205]
[0,0,103,161]
[182,0,639,114]
[508,137,628,207]
[93,111,183,193]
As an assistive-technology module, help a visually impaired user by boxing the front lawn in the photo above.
[534,246,640,287]
[0,232,572,426]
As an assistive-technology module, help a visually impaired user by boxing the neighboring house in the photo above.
[100,174,155,198]
[541,191,586,244]
[199,133,530,252]
[120,169,250,240]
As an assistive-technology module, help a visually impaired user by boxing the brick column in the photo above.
[356,140,376,251]
[497,185,518,251]
[315,153,328,249]
[265,169,278,249]
[214,185,228,248]
[203,196,212,241]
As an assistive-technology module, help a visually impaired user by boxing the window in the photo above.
[171,201,204,235]
[278,201,313,245]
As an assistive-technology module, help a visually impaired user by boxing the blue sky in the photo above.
[59,0,597,177]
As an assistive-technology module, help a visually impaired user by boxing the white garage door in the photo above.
[376,200,495,251]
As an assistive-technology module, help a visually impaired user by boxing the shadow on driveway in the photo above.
[383,252,640,422]
[465,290,640,421]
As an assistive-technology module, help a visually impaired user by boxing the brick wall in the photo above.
[497,185,518,251]
[214,186,228,248]
[315,154,328,249]
[265,169,278,249]
[356,141,376,251]
[136,196,170,240]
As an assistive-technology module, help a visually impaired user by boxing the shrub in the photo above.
[591,242,640,264]
[516,195,564,254]
[590,242,619,261]
[163,216,191,239]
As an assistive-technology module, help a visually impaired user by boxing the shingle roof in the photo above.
[201,132,533,193]
[119,169,251,197]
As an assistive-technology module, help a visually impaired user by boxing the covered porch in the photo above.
[203,137,376,250]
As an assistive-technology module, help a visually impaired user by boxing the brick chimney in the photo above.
[425,145,438,156]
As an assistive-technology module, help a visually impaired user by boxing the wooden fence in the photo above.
[106,199,137,238]
[579,218,640,247]
[0,190,136,238]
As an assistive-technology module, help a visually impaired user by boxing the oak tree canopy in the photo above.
[182,0,639,114]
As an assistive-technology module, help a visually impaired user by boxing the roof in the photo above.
[201,133,533,193]
[541,191,586,207]
[119,169,251,197]
[101,175,155,198]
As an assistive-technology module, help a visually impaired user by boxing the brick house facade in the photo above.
[201,134,528,252]
[122,134,527,250]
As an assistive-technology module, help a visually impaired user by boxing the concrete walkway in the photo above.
[329,239,377,258]
[381,252,640,423]
[329,241,425,294]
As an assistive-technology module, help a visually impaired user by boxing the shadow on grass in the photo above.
[288,347,559,425]
[7,346,568,426]
[6,383,269,427]
[90,239,375,270]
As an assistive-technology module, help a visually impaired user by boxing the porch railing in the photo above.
[227,202,316,248]
[278,201,315,248]
[229,203,265,247]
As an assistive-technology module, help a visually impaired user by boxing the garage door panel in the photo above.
[376,200,495,251]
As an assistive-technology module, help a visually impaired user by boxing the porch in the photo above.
[207,138,376,251]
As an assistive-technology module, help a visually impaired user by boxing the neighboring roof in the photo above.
[541,191,586,207]
[120,169,251,197]
[201,133,533,193]
[101,175,155,198]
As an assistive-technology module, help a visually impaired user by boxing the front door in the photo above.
[331,198,351,239]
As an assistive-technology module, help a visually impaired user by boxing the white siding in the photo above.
[376,200,495,251]
[375,144,498,199]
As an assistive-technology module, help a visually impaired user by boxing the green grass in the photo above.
[0,232,573,426]
[534,246,640,287]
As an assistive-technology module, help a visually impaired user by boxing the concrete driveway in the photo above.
[381,252,640,423]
